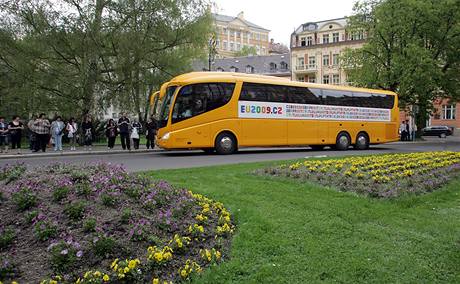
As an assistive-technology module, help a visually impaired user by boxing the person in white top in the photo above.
[66,117,78,150]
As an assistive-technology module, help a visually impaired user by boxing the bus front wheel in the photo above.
[335,132,351,151]
[215,132,237,155]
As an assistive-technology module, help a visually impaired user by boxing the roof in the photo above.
[167,72,397,96]
[293,17,348,35]
[212,13,270,31]
[192,53,291,76]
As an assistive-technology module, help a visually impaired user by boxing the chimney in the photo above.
[237,11,244,20]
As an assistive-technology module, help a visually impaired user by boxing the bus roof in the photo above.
[167,72,397,96]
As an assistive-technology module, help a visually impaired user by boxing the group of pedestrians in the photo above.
[400,119,417,141]
[0,112,158,154]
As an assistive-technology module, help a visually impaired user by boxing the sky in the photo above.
[211,0,356,46]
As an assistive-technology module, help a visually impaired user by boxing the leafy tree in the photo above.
[234,45,257,57]
[0,0,212,121]
[342,0,460,130]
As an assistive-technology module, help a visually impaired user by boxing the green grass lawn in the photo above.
[149,160,460,283]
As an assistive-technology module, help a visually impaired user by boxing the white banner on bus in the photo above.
[238,101,391,122]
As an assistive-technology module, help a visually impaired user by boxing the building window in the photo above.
[323,54,330,66]
[256,46,260,54]
[236,31,241,38]
[297,76,305,82]
[442,105,456,119]
[308,56,316,68]
[223,41,228,50]
[247,32,251,39]
[246,65,254,73]
[280,61,288,70]
[262,47,266,54]
[297,57,304,69]
[351,30,364,40]
[307,36,313,46]
[236,43,241,51]
[301,37,306,46]
[333,32,339,43]
[230,42,234,51]
[332,54,339,66]
[223,28,227,34]
[230,66,238,72]
[269,62,277,70]
[323,75,330,84]
[308,77,316,83]
[323,34,329,44]
[256,33,260,40]
[216,40,220,48]
[332,74,340,84]
[216,67,224,72]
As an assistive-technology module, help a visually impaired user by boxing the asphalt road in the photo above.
[1,138,459,172]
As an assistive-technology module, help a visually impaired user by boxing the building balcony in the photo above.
[294,65,317,73]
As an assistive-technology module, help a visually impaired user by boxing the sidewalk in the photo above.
[0,145,161,160]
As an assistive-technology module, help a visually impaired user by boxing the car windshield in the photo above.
[158,86,178,129]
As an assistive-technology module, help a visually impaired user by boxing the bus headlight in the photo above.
[161,132,170,140]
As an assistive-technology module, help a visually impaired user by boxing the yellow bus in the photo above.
[155,72,399,154]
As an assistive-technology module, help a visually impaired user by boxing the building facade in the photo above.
[213,12,270,58]
[290,17,365,85]
[192,53,291,79]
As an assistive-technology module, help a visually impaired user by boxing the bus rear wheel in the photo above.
[335,132,351,151]
[354,132,369,150]
[215,132,237,155]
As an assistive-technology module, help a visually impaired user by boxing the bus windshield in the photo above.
[158,86,177,129]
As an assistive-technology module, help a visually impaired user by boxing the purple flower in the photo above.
[76,250,83,258]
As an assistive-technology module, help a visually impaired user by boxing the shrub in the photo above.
[53,186,70,202]
[121,208,131,224]
[92,236,117,258]
[34,220,58,241]
[64,201,86,221]
[75,182,92,197]
[0,256,17,279]
[0,228,15,249]
[49,242,77,273]
[12,188,37,211]
[125,186,143,199]
[83,218,97,233]
[25,210,39,224]
[101,193,117,207]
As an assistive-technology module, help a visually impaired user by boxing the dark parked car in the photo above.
[421,126,453,138]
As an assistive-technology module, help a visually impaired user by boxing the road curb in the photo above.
[0,149,163,160]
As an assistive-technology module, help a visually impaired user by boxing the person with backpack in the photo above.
[51,116,65,151]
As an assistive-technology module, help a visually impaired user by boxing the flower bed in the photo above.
[0,163,234,283]
[259,151,460,198]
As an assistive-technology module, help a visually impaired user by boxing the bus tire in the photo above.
[215,132,237,155]
[335,132,351,151]
[310,145,325,151]
[354,132,369,150]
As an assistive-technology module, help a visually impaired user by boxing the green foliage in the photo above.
[34,220,58,241]
[342,0,460,128]
[0,0,213,119]
[121,208,132,224]
[64,201,86,221]
[12,188,37,211]
[49,242,77,273]
[92,236,117,258]
[234,46,258,57]
[0,256,17,280]
[101,193,117,207]
[75,182,92,198]
[83,218,97,233]
[52,186,70,202]
[24,210,39,224]
[0,228,15,249]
